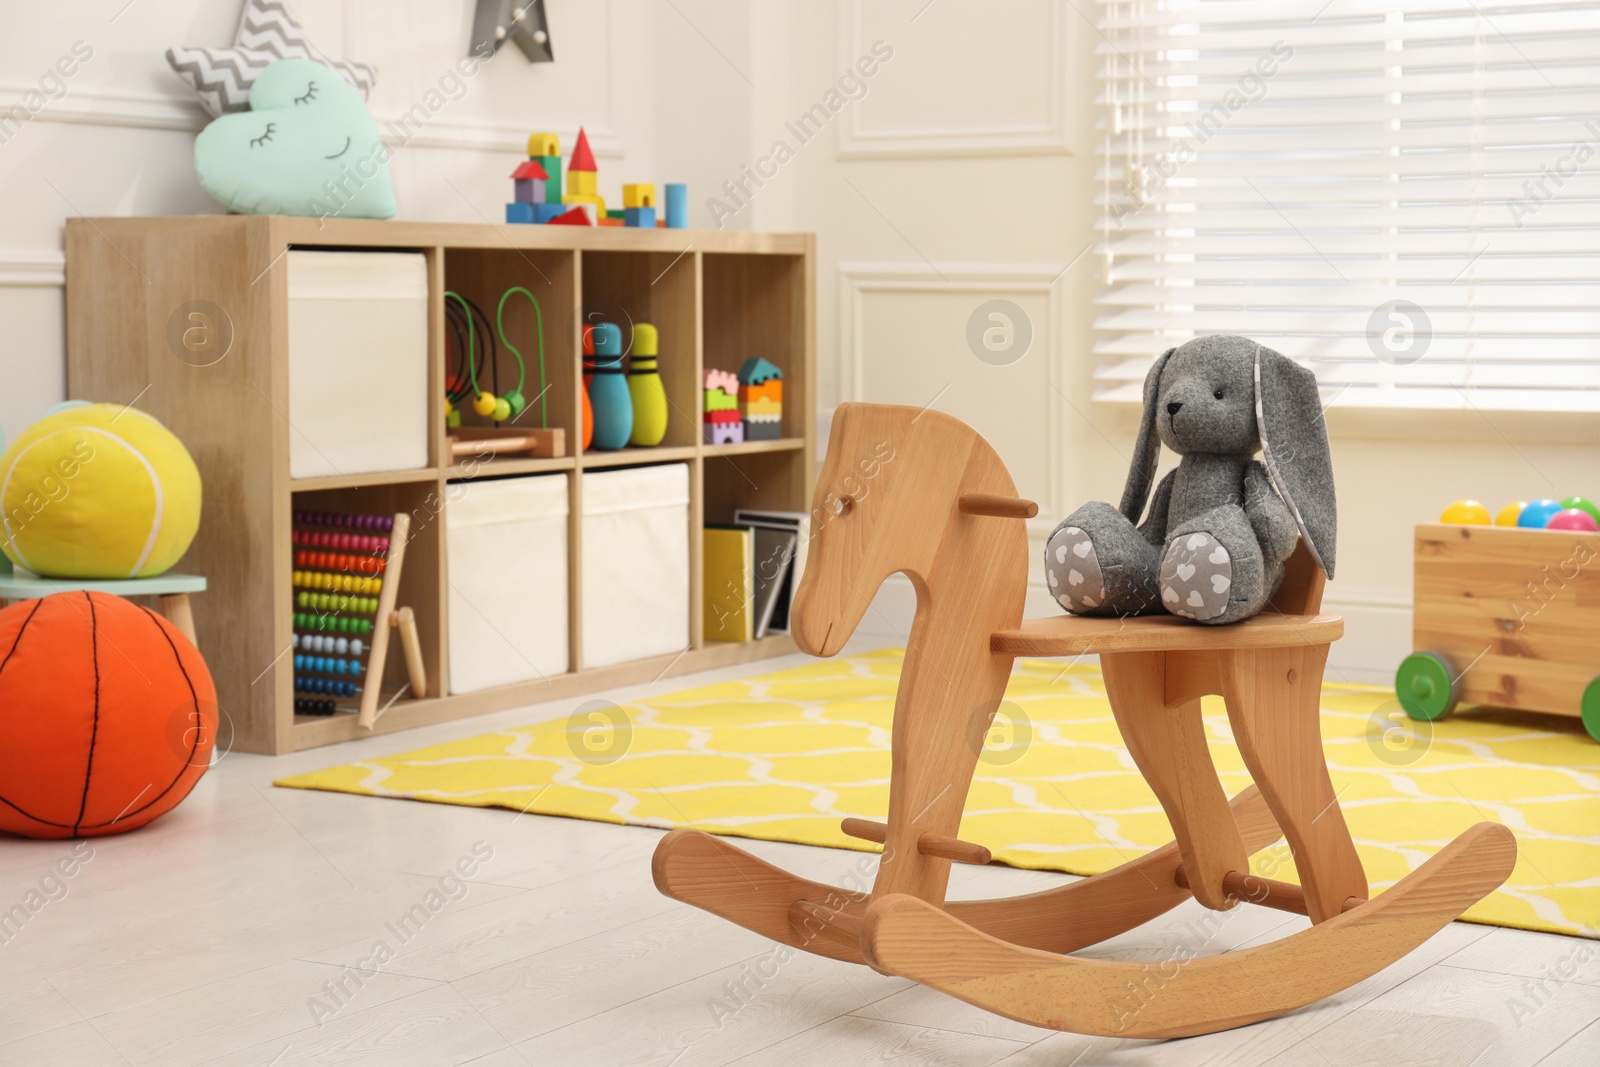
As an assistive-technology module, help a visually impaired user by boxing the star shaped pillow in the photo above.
[167,0,376,118]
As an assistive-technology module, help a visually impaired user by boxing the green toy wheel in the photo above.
[1581,677,1600,744]
[1395,652,1458,722]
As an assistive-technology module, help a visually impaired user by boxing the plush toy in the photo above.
[193,59,395,219]
[0,592,217,838]
[166,0,377,119]
[1045,335,1335,625]
[0,403,202,579]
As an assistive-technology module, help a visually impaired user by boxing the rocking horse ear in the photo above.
[1254,344,1338,577]
[1118,346,1176,523]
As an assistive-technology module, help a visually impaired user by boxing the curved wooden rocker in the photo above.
[651,403,1516,1039]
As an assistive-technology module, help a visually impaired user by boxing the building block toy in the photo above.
[527,133,563,203]
[624,183,656,209]
[562,126,606,214]
[505,201,536,224]
[704,410,743,445]
[534,202,569,223]
[665,183,687,228]
[548,204,595,225]
[625,206,657,228]
[653,403,1517,1039]
[737,357,783,440]
[703,368,742,443]
[511,160,549,204]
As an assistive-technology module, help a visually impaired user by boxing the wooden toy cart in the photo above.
[654,404,1516,1039]
[1400,522,1600,742]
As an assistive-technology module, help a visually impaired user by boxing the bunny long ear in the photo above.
[1254,345,1337,577]
[1118,346,1176,523]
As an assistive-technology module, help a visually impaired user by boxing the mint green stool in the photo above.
[0,572,207,645]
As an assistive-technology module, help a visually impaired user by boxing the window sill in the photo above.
[1092,391,1600,445]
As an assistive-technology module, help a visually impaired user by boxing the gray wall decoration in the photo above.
[470,0,554,62]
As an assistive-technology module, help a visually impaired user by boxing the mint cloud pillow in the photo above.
[194,59,395,219]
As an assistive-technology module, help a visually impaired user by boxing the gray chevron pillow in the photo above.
[166,0,376,118]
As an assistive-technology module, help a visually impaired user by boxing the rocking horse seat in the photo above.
[992,610,1343,656]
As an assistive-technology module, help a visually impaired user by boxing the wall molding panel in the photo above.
[834,0,1074,159]
[0,249,66,288]
[0,81,624,157]
[836,259,1071,529]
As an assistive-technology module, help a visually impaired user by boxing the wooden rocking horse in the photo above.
[652,403,1516,1039]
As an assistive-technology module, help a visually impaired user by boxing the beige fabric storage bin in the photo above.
[287,251,429,479]
[582,464,690,668]
[447,474,570,693]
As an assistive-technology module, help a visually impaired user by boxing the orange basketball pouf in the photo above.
[0,591,216,838]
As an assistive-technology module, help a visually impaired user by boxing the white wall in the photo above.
[0,0,673,439]
[5,0,1595,682]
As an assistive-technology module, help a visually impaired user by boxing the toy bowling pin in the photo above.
[628,323,668,446]
[580,325,596,450]
[587,322,633,450]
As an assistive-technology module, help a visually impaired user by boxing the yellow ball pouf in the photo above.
[0,403,202,579]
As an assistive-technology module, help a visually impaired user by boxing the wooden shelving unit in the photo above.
[65,217,815,753]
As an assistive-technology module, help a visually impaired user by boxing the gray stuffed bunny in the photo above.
[1045,335,1335,625]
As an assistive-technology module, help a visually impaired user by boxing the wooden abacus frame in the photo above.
[64,217,815,753]
[291,509,429,728]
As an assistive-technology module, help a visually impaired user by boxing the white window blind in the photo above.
[1094,0,1600,412]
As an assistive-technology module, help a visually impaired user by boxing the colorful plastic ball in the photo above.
[1494,501,1527,526]
[1547,508,1600,532]
[492,397,512,422]
[1518,499,1564,528]
[1439,499,1491,525]
[504,390,526,417]
[473,392,498,417]
[1560,496,1600,525]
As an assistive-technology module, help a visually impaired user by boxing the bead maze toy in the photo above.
[1399,518,1600,742]
[291,509,428,728]
[653,403,1516,1039]
[443,287,565,460]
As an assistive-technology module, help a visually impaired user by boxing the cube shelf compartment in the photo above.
[66,216,815,753]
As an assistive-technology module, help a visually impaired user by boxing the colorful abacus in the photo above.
[293,530,391,554]
[291,509,400,716]
[294,509,395,533]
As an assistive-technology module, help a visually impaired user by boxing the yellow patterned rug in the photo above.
[277,648,1598,937]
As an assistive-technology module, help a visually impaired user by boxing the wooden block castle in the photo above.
[702,360,783,444]
[703,369,743,445]
[505,129,687,229]
[738,357,783,441]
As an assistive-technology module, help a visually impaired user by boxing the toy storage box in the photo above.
[583,464,690,667]
[446,474,569,692]
[287,251,430,479]
[1405,522,1600,737]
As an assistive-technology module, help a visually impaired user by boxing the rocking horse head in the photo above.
[791,403,1030,658]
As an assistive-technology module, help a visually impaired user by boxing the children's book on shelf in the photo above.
[702,525,753,642]
[733,509,810,636]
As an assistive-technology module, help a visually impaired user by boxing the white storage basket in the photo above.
[286,251,429,479]
[446,474,570,693]
[582,464,690,667]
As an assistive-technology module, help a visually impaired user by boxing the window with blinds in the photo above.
[1094,0,1600,412]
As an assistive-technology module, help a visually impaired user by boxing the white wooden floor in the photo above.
[1,642,1596,1066]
